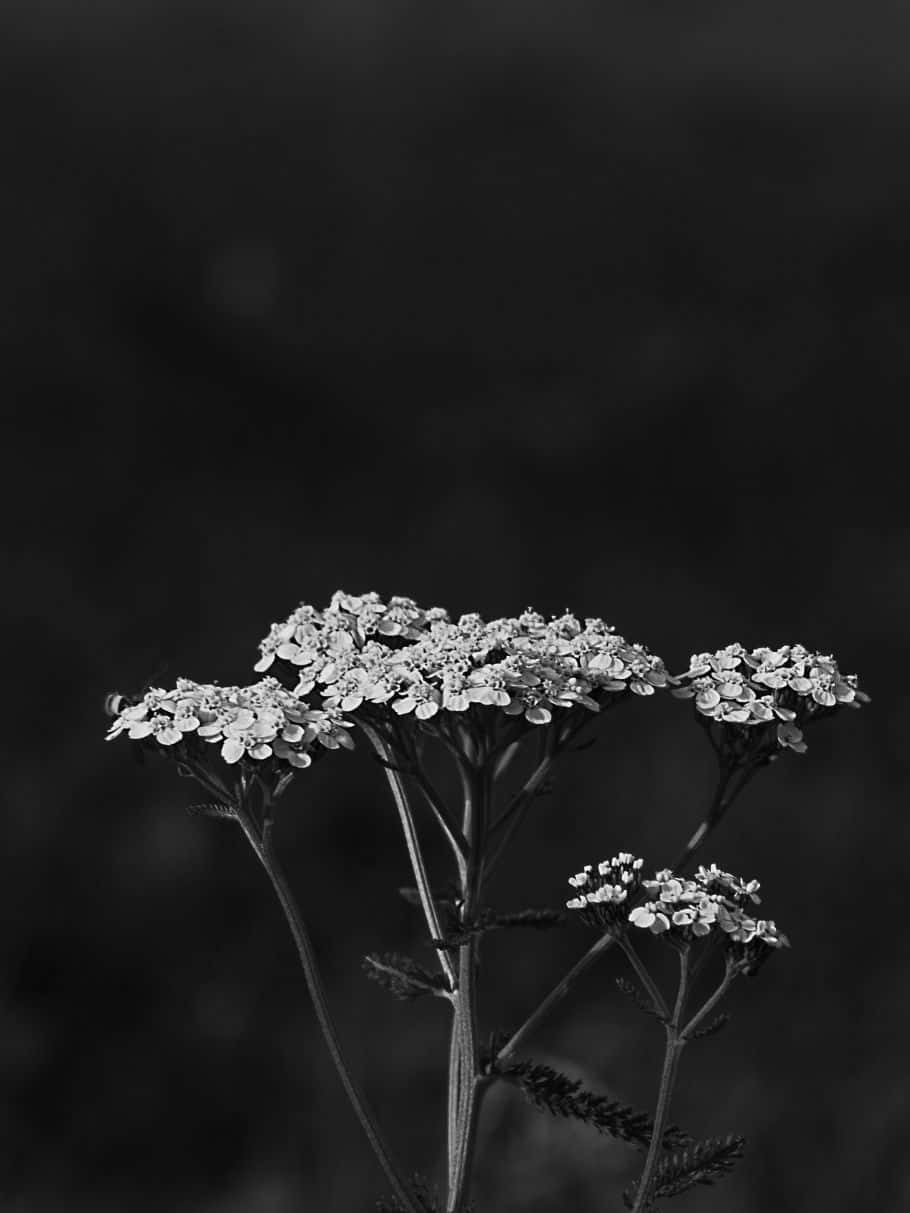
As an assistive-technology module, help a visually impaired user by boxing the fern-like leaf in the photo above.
[690,1012,730,1040]
[186,802,235,820]
[615,976,666,1023]
[438,906,565,947]
[363,953,450,1001]
[623,1135,745,1207]
[376,1173,451,1211]
[499,1058,690,1150]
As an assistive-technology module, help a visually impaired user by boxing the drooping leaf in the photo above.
[499,1058,690,1150]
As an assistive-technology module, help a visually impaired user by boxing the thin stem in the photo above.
[681,962,737,1041]
[630,947,690,1213]
[360,723,457,990]
[495,929,619,1065]
[631,1036,685,1213]
[618,936,670,1022]
[412,767,471,875]
[669,761,760,873]
[238,814,421,1213]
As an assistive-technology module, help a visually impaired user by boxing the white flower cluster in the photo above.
[566,852,645,927]
[105,677,354,768]
[255,591,669,727]
[565,855,787,958]
[672,643,868,753]
[628,864,787,952]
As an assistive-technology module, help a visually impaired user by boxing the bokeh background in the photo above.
[3,1,909,1210]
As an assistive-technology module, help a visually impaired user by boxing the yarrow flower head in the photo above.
[671,642,868,756]
[565,853,645,929]
[105,677,354,772]
[255,591,670,734]
[626,859,788,973]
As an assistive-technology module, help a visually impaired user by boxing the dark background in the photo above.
[2,2,908,1210]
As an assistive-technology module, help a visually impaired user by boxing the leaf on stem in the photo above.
[689,1012,730,1041]
[375,1173,441,1212]
[376,1173,474,1213]
[498,1058,690,1150]
[363,953,451,1001]
[615,977,667,1024]
[622,1135,745,1207]
[186,802,236,821]
[436,907,565,947]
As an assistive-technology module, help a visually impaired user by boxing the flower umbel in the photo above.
[255,591,670,740]
[105,677,354,772]
[627,860,788,970]
[566,853,645,929]
[672,642,868,756]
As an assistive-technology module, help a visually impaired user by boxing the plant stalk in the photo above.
[630,947,690,1213]
[237,813,421,1213]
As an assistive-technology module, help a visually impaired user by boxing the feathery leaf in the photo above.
[615,976,667,1023]
[690,1012,730,1041]
[623,1135,745,1207]
[186,802,235,820]
[363,953,450,1001]
[499,1058,690,1150]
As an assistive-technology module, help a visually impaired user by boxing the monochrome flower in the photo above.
[672,642,867,755]
[256,592,671,741]
[105,677,352,774]
[565,852,645,929]
[627,860,788,968]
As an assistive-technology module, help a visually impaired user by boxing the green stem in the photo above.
[237,813,421,1213]
[630,947,690,1213]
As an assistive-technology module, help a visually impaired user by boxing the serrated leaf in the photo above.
[624,1134,745,1206]
[186,802,236,820]
[690,1012,730,1040]
[436,906,565,947]
[363,953,450,1001]
[375,1173,448,1212]
[616,976,667,1023]
[499,1058,690,1150]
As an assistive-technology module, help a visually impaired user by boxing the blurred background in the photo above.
[2,0,908,1209]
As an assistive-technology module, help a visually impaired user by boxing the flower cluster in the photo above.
[672,643,868,754]
[566,855,787,968]
[628,863,787,968]
[255,591,670,728]
[105,677,354,769]
[565,853,645,928]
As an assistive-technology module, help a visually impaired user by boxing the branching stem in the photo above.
[630,946,690,1213]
